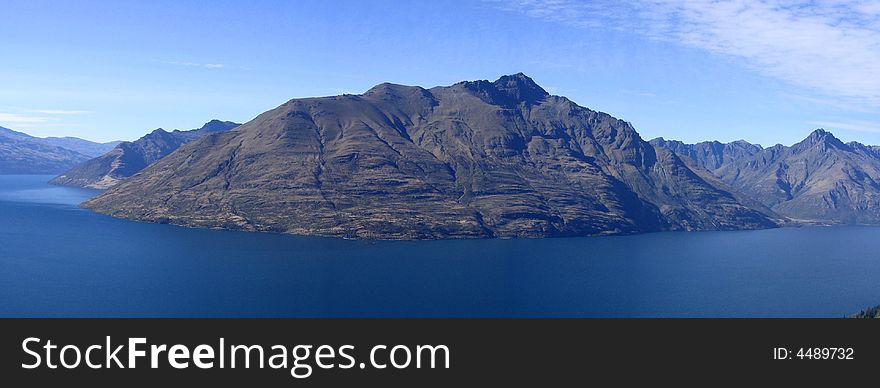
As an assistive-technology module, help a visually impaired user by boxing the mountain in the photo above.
[0,126,33,142]
[0,126,120,156]
[83,74,778,239]
[51,120,240,189]
[649,138,763,171]
[714,129,880,224]
[39,137,121,157]
[0,126,93,174]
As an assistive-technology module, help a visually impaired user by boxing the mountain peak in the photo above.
[492,72,548,100]
[364,82,402,95]
[793,128,847,152]
[808,128,830,139]
[457,73,549,107]
[198,119,240,133]
[363,82,434,103]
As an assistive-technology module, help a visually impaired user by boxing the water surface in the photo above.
[1,175,878,317]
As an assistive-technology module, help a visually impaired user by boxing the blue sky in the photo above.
[1,0,879,146]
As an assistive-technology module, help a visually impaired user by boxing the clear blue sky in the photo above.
[2,0,879,146]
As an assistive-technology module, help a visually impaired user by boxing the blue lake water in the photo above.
[1,174,879,317]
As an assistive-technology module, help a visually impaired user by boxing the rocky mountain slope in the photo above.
[83,74,779,239]
[649,138,763,171]
[0,126,94,174]
[713,129,880,224]
[51,120,239,189]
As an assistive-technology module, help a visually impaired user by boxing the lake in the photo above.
[1,175,878,317]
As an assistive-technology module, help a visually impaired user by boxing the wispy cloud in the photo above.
[0,108,89,130]
[165,61,227,69]
[494,0,880,107]
[780,93,873,113]
[807,120,880,134]
[0,113,50,124]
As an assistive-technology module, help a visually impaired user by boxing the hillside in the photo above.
[714,129,880,224]
[0,126,93,174]
[83,74,778,239]
[649,138,763,171]
[51,120,239,188]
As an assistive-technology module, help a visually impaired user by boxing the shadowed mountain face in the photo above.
[51,120,239,189]
[649,138,763,171]
[714,129,880,224]
[84,74,779,239]
[0,126,94,174]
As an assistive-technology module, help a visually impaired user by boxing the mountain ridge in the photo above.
[83,74,779,239]
[654,129,880,225]
[648,137,764,171]
[0,126,120,157]
[51,120,240,189]
[0,126,95,174]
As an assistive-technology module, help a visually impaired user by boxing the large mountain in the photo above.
[51,120,240,189]
[713,129,880,224]
[0,126,94,174]
[83,74,778,239]
[649,138,763,171]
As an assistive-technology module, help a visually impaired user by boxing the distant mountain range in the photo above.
[648,138,763,171]
[38,137,123,158]
[0,126,119,174]
[51,120,240,189]
[652,130,880,224]
[83,74,780,239]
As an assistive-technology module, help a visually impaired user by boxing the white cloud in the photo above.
[0,109,88,128]
[0,113,50,124]
[166,61,227,69]
[494,0,880,107]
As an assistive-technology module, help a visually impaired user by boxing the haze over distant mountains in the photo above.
[51,120,240,189]
[84,74,780,239]
[0,126,120,174]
